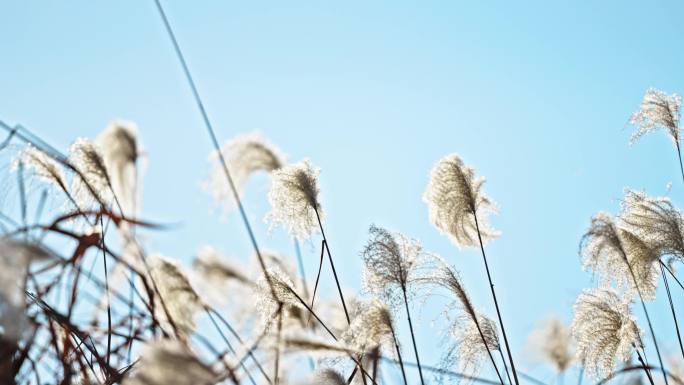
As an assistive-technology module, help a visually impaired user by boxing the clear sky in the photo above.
[2,1,684,383]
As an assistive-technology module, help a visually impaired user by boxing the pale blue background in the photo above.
[2,1,684,383]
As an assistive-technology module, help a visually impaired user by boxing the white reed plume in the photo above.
[361,224,427,384]
[205,132,284,211]
[0,238,51,342]
[148,255,203,336]
[423,154,499,248]
[122,339,217,385]
[97,120,140,215]
[69,138,112,209]
[424,262,506,384]
[446,313,501,382]
[526,316,574,373]
[342,300,396,356]
[14,144,67,191]
[266,159,323,240]
[254,266,306,330]
[620,190,684,262]
[580,212,659,300]
[192,245,251,286]
[571,288,642,380]
[630,88,681,145]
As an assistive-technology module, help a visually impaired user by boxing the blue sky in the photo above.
[2,1,684,383]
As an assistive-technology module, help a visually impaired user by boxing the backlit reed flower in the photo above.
[630,88,681,145]
[148,255,203,336]
[266,159,323,240]
[571,288,642,380]
[446,313,500,380]
[97,121,139,214]
[580,212,659,300]
[423,154,499,248]
[69,138,112,209]
[425,262,501,380]
[14,144,67,191]
[342,300,396,356]
[205,132,284,210]
[620,190,684,262]
[0,239,51,342]
[190,246,253,317]
[254,266,306,330]
[361,225,426,308]
[526,316,574,373]
[122,339,217,385]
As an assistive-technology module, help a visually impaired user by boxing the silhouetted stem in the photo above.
[635,346,656,385]
[675,142,684,186]
[660,262,684,360]
[402,290,425,385]
[314,207,350,324]
[618,249,668,385]
[496,348,511,385]
[390,325,409,385]
[473,213,520,385]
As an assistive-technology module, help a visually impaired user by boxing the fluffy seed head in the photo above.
[205,132,284,210]
[97,121,139,214]
[266,159,323,239]
[148,255,203,336]
[423,154,499,248]
[620,190,684,262]
[342,300,395,355]
[446,313,500,380]
[571,288,642,380]
[254,267,305,329]
[361,225,425,308]
[122,339,217,385]
[15,144,67,190]
[630,88,681,145]
[69,138,111,208]
[526,316,574,373]
[580,212,659,300]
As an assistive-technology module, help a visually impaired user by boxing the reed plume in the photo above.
[96,120,140,215]
[423,154,499,248]
[69,137,112,209]
[620,190,684,263]
[148,255,203,336]
[206,132,284,212]
[361,225,427,384]
[424,262,506,384]
[526,316,574,374]
[580,212,659,300]
[15,144,67,191]
[630,88,684,183]
[571,288,642,381]
[122,339,218,385]
[267,159,322,240]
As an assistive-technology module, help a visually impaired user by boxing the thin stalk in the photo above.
[314,207,350,324]
[661,260,684,291]
[402,290,425,385]
[635,345,656,385]
[659,262,684,360]
[389,325,409,385]
[274,307,283,385]
[618,249,668,385]
[473,213,520,385]
[496,348,512,385]
[675,141,684,186]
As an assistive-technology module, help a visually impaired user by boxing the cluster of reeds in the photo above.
[2,86,682,385]
[1,5,684,385]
